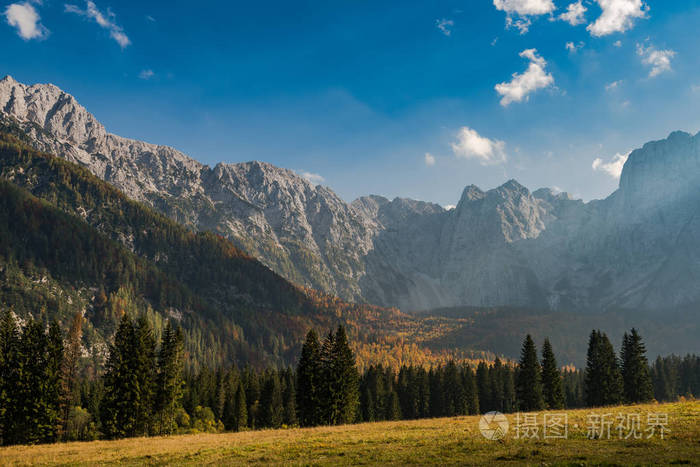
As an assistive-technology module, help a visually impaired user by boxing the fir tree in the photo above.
[154,322,185,435]
[296,329,321,427]
[281,368,297,426]
[541,338,564,409]
[584,330,623,407]
[61,312,83,434]
[259,372,283,428]
[233,380,247,431]
[329,326,359,424]
[476,361,492,413]
[620,329,653,404]
[0,309,20,445]
[101,313,139,438]
[515,334,544,411]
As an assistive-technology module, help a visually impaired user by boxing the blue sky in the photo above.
[3,1,700,205]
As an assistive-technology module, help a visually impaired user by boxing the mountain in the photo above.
[0,131,475,370]
[3,76,700,316]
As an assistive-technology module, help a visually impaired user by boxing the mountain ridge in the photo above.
[3,76,700,313]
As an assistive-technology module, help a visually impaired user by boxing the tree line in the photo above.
[1,309,698,446]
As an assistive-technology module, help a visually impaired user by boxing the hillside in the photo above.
[0,132,474,370]
[1,400,697,465]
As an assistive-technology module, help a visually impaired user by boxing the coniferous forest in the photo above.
[1,307,698,446]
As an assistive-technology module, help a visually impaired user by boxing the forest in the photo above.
[0,306,698,446]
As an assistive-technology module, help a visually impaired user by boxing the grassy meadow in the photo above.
[1,400,698,466]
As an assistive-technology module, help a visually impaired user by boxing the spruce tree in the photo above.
[329,326,359,425]
[133,316,156,435]
[46,321,65,442]
[584,330,623,407]
[515,334,544,411]
[463,365,480,415]
[541,338,565,409]
[0,309,20,445]
[233,380,247,431]
[154,323,185,435]
[281,368,297,427]
[620,329,653,404]
[260,372,283,428]
[61,312,83,434]
[296,329,321,427]
[476,362,492,413]
[101,313,139,438]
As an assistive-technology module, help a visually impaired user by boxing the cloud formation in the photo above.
[566,41,584,53]
[605,80,622,91]
[435,18,453,36]
[558,1,587,26]
[587,0,648,37]
[636,43,675,77]
[298,171,325,185]
[424,153,436,166]
[4,2,48,40]
[494,0,555,34]
[451,127,507,165]
[592,151,630,178]
[65,1,130,48]
[495,49,554,106]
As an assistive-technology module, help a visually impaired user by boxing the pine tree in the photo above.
[515,334,544,411]
[476,361,492,413]
[584,330,623,407]
[463,365,479,415]
[329,326,359,424]
[133,316,156,435]
[490,358,505,413]
[101,313,139,438]
[281,368,297,426]
[620,328,653,404]
[154,323,185,435]
[259,372,283,428]
[233,380,247,431]
[296,329,321,427]
[0,309,20,445]
[541,338,564,409]
[61,312,83,435]
[46,321,65,442]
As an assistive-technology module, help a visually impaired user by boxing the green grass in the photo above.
[1,401,698,465]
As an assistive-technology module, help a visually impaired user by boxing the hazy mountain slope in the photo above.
[0,132,455,370]
[4,76,700,314]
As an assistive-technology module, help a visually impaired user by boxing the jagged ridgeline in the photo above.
[0,132,479,370]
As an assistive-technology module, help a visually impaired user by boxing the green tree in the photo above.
[154,322,185,435]
[584,330,623,407]
[101,313,139,438]
[620,329,653,404]
[0,309,20,445]
[515,334,544,411]
[296,329,321,427]
[541,338,565,409]
[259,372,283,428]
[232,380,247,431]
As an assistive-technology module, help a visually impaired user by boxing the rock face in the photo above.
[3,75,700,312]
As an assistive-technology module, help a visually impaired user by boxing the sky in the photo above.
[2,1,700,206]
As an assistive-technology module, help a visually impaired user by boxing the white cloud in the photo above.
[444,204,456,210]
[65,1,130,48]
[506,16,532,34]
[451,127,507,165]
[298,171,325,185]
[559,1,587,26]
[139,69,154,80]
[495,49,554,106]
[566,41,584,53]
[424,153,436,166]
[4,2,48,40]
[605,80,622,91]
[592,151,630,178]
[587,0,648,37]
[493,0,555,16]
[636,43,675,77]
[494,0,555,34]
[613,39,622,47]
[435,18,453,36]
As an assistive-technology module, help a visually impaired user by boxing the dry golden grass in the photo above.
[1,400,698,466]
